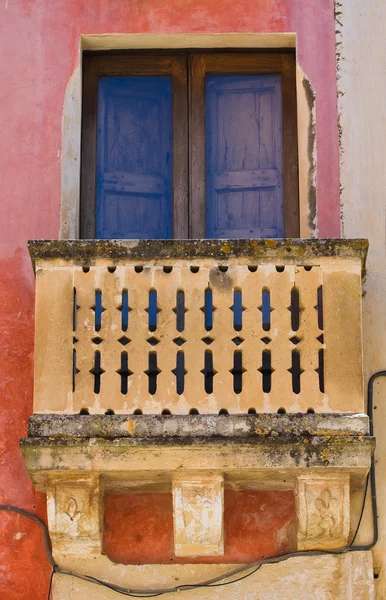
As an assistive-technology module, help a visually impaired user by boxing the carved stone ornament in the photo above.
[296,474,350,550]
[172,473,224,557]
[47,475,101,556]
[60,497,81,538]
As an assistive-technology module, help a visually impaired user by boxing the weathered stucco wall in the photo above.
[338,0,386,597]
[0,0,340,598]
[51,552,374,599]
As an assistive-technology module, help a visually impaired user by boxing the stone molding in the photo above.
[21,434,373,492]
[173,473,224,557]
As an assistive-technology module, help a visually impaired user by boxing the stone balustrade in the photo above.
[29,238,368,414]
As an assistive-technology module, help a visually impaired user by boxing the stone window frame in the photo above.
[60,34,315,240]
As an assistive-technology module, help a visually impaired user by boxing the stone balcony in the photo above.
[21,239,374,562]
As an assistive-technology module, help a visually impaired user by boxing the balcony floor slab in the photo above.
[21,414,374,493]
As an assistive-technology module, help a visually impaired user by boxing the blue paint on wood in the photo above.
[205,75,284,238]
[96,76,173,239]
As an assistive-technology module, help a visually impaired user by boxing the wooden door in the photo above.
[205,74,284,238]
[81,52,298,240]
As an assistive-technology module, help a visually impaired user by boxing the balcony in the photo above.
[21,238,374,560]
[28,238,367,415]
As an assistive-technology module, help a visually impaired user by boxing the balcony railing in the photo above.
[29,239,367,415]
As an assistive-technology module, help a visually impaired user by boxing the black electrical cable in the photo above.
[47,568,55,600]
[349,369,382,550]
[202,565,262,587]
[350,472,369,547]
[57,563,262,597]
[0,370,382,597]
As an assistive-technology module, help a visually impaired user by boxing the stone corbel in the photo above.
[172,473,224,557]
[46,474,102,557]
[296,473,350,550]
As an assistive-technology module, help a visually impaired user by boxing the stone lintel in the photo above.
[173,473,224,557]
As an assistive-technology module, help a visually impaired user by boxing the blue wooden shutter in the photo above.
[96,76,173,239]
[205,75,284,238]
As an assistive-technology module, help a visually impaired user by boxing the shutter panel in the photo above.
[96,76,173,239]
[205,75,284,238]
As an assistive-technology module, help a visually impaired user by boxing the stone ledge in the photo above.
[28,238,368,271]
[27,413,370,438]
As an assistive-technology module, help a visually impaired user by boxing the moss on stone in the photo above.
[28,238,369,274]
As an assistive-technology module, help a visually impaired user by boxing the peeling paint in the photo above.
[302,77,317,234]
[335,0,345,237]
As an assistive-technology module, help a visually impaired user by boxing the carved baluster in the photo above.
[239,265,266,411]
[209,264,234,412]
[295,266,324,410]
[265,265,294,410]
[152,265,182,411]
[73,267,98,412]
[98,266,124,411]
[183,265,211,412]
[123,265,152,412]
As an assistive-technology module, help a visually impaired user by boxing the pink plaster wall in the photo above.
[0,1,339,597]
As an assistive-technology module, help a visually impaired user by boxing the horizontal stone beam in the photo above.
[28,238,368,271]
[21,434,374,492]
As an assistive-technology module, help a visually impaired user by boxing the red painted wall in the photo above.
[104,491,296,564]
[0,1,339,597]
